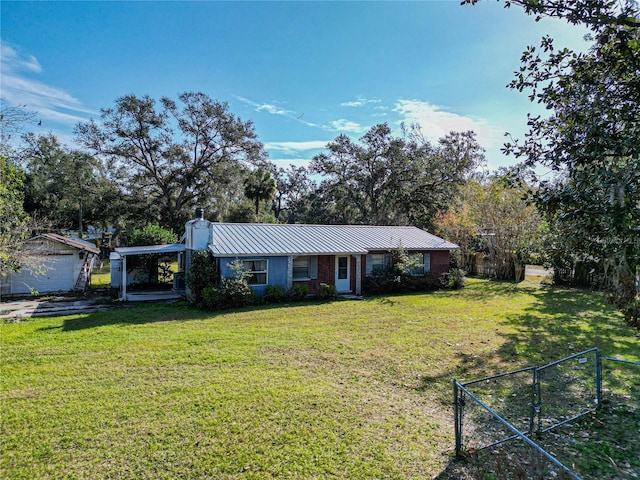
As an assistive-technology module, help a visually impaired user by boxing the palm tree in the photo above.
[244,169,276,215]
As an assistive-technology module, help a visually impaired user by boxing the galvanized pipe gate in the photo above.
[453,347,605,480]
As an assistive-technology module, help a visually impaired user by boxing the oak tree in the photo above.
[76,92,265,232]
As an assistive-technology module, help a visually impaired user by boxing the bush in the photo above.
[263,284,286,304]
[201,278,255,310]
[186,250,218,304]
[363,272,450,295]
[449,268,466,289]
[129,224,177,246]
[219,277,255,309]
[290,283,310,300]
[317,283,337,300]
[201,286,220,309]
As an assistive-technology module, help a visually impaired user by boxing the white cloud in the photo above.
[268,158,314,170]
[235,95,320,128]
[1,41,94,125]
[256,103,288,115]
[329,119,364,133]
[340,97,382,107]
[264,140,327,155]
[236,95,290,116]
[393,99,502,148]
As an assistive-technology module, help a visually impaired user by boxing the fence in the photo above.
[453,348,608,480]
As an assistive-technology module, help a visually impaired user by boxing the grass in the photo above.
[90,261,111,289]
[1,278,638,479]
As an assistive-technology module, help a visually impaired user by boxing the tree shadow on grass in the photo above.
[43,298,342,332]
[420,284,638,386]
[425,284,639,479]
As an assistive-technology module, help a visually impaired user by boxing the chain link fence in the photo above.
[453,348,639,479]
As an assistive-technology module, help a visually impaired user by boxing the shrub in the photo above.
[290,283,310,300]
[129,224,177,246]
[263,284,286,304]
[449,268,466,289]
[317,283,337,300]
[363,272,451,295]
[186,250,218,303]
[201,286,220,309]
[217,277,255,309]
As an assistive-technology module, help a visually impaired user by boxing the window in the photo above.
[242,259,267,285]
[293,256,309,279]
[407,253,430,275]
[407,254,425,276]
[292,255,318,280]
[337,256,348,279]
[366,253,392,276]
[423,253,431,273]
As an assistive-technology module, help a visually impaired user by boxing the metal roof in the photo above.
[114,243,186,256]
[208,223,458,257]
[33,233,100,254]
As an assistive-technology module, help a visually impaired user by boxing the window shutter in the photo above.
[310,255,318,279]
[423,253,431,273]
[365,254,373,275]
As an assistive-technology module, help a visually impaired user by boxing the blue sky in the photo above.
[1,1,589,170]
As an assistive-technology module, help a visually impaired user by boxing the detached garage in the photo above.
[1,234,100,296]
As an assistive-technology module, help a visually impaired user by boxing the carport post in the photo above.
[121,255,127,301]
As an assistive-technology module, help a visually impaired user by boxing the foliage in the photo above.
[263,284,286,303]
[291,282,310,300]
[470,0,640,328]
[317,283,338,300]
[20,133,122,236]
[185,249,218,304]
[392,244,424,276]
[363,272,449,295]
[214,276,255,310]
[75,92,264,232]
[0,100,36,157]
[434,169,544,281]
[243,168,276,215]
[200,259,255,310]
[448,268,466,289]
[308,123,484,228]
[268,164,313,223]
[0,155,31,279]
[128,224,177,247]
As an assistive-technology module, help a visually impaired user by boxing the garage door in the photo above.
[11,255,75,295]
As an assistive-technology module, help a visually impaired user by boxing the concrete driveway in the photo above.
[0,296,113,320]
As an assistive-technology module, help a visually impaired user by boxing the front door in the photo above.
[335,255,350,292]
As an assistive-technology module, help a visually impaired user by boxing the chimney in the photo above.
[195,207,204,220]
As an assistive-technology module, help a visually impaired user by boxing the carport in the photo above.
[111,243,186,301]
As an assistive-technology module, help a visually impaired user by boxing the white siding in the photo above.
[11,254,75,294]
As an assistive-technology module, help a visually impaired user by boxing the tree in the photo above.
[128,224,177,247]
[0,104,47,295]
[243,168,276,215]
[126,224,178,285]
[21,133,122,236]
[268,164,313,222]
[0,156,31,283]
[0,100,36,157]
[309,123,484,227]
[75,92,265,232]
[466,0,640,328]
[434,169,544,281]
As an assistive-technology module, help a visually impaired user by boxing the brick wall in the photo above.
[293,255,335,294]
[430,251,451,274]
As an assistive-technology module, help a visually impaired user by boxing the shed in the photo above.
[1,234,100,296]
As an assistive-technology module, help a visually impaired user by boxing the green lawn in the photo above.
[1,279,638,479]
